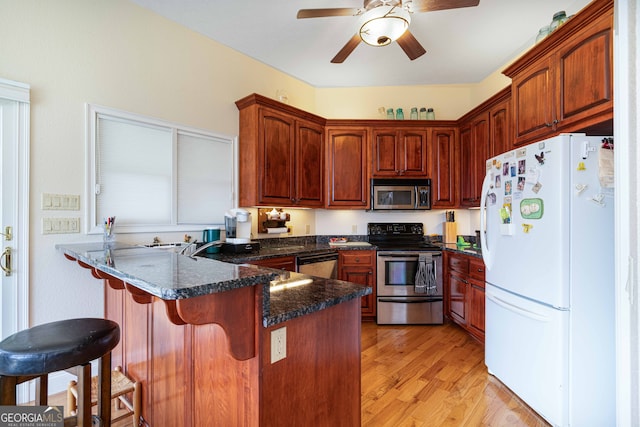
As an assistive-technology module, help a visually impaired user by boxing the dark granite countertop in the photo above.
[442,243,484,259]
[56,242,372,327]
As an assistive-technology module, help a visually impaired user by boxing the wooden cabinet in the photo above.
[488,90,512,157]
[504,0,613,145]
[444,251,485,342]
[236,94,326,208]
[430,127,457,208]
[371,128,428,177]
[339,250,376,320]
[246,256,296,272]
[459,113,489,208]
[325,125,369,209]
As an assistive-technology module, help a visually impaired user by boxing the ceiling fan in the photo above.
[297,0,480,63]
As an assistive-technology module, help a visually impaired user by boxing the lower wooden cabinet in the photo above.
[444,251,485,342]
[338,250,376,320]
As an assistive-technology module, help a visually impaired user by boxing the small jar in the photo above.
[396,108,404,120]
[550,11,567,32]
[536,25,550,43]
[386,108,395,120]
[426,108,435,120]
[410,107,418,120]
[419,107,427,120]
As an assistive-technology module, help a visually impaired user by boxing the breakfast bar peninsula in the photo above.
[57,242,370,427]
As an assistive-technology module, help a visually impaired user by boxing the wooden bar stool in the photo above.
[0,318,120,427]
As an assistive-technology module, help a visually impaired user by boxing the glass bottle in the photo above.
[536,25,550,43]
[550,11,567,32]
[410,107,418,120]
[386,108,395,120]
[426,108,435,120]
[396,108,404,120]
[419,107,427,120]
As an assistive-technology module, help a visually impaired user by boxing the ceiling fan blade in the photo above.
[410,0,480,13]
[331,34,362,63]
[397,31,427,60]
[297,8,360,19]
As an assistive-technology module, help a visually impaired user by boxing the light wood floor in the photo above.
[361,320,551,427]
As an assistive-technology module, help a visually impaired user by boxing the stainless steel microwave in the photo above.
[370,178,431,210]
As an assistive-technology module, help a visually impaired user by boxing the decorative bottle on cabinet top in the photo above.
[396,108,404,120]
[386,108,395,120]
[426,108,435,120]
[410,107,418,120]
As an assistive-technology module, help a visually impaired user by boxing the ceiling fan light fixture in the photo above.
[359,5,411,47]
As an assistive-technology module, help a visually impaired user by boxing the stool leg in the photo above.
[97,352,112,427]
[76,364,92,427]
[35,375,48,405]
[0,375,18,405]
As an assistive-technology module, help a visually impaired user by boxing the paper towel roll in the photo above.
[267,227,288,234]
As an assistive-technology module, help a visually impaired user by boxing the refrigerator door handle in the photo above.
[480,171,493,269]
[486,292,548,322]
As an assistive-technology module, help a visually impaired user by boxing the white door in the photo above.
[0,78,30,342]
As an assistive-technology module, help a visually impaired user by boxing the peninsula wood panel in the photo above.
[261,299,362,426]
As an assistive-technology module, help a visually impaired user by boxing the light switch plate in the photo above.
[43,217,80,234]
[42,193,80,210]
[271,327,287,363]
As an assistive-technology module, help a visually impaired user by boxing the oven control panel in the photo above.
[367,222,424,236]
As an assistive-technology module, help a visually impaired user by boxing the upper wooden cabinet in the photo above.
[459,113,489,208]
[503,0,613,146]
[488,91,511,157]
[236,94,326,208]
[371,128,428,177]
[325,125,369,209]
[430,127,457,208]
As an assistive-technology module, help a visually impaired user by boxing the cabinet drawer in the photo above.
[340,250,375,266]
[448,254,469,274]
[468,257,486,281]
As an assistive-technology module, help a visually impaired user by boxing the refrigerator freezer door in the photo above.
[482,135,572,308]
[485,284,569,426]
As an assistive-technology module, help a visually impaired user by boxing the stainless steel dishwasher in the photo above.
[296,251,339,279]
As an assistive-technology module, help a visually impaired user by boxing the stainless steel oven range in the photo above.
[368,222,443,325]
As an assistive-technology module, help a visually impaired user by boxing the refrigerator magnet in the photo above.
[522,224,533,233]
[535,152,545,165]
[502,162,510,176]
[516,148,527,158]
[577,161,586,171]
[532,182,543,194]
[518,160,526,174]
[510,164,517,177]
[495,175,501,188]
[526,167,539,183]
[520,198,544,219]
[517,177,526,191]
[505,180,513,195]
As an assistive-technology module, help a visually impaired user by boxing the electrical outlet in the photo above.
[271,327,287,363]
[352,224,358,234]
[305,224,311,234]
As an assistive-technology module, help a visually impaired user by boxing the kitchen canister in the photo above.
[202,227,220,253]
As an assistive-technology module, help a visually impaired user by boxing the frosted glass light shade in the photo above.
[359,5,411,46]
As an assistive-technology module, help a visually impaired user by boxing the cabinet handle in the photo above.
[1,247,12,277]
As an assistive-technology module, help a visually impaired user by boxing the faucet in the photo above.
[180,240,223,258]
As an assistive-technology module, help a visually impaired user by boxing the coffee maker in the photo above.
[222,209,260,254]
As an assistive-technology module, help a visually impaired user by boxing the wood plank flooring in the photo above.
[361,320,551,427]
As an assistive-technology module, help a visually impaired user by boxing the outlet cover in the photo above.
[271,327,287,363]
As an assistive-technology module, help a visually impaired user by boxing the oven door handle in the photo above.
[378,297,443,303]
[377,252,442,258]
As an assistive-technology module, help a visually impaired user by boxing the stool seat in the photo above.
[0,318,120,376]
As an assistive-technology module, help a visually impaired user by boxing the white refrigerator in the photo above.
[480,134,615,427]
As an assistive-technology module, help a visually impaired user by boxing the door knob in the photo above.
[1,247,12,277]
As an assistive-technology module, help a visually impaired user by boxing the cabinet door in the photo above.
[447,272,467,325]
[460,114,489,207]
[295,121,324,207]
[511,55,555,146]
[259,109,295,205]
[430,128,456,208]
[489,97,511,157]
[341,266,376,318]
[326,127,368,208]
[555,11,613,131]
[371,129,398,176]
[399,129,428,176]
[469,282,485,340]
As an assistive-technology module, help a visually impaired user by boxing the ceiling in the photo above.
[129,0,592,88]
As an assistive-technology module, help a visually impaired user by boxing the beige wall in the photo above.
[0,0,510,327]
